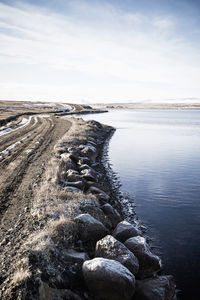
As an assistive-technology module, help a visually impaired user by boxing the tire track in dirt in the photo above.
[0,116,41,151]
[0,117,51,199]
[0,117,48,167]
[0,116,71,290]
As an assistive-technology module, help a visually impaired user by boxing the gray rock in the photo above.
[135,275,176,300]
[88,186,108,197]
[124,236,162,276]
[101,204,122,228]
[113,220,140,242]
[61,249,89,264]
[78,157,91,166]
[64,180,85,190]
[74,213,108,242]
[81,168,98,182]
[91,162,100,168]
[66,169,79,175]
[66,169,82,182]
[68,147,82,157]
[88,137,95,143]
[82,258,135,300]
[81,145,97,160]
[78,144,88,150]
[69,154,80,164]
[88,140,96,146]
[95,235,139,275]
[65,186,82,193]
[65,149,82,164]
[78,164,91,171]
[88,138,97,147]
[96,192,110,203]
[79,201,112,230]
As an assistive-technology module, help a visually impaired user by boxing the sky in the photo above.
[0,0,200,103]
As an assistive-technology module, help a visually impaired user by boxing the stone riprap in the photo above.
[74,213,109,242]
[125,236,162,277]
[6,117,176,300]
[113,220,141,242]
[95,235,139,275]
[82,257,136,300]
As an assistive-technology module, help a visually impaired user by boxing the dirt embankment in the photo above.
[0,116,114,299]
[0,115,72,295]
[0,115,176,300]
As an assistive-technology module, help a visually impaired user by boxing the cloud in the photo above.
[0,0,200,102]
[152,16,174,30]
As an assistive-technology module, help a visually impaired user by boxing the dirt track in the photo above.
[0,115,71,291]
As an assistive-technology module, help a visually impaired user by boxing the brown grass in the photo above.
[5,117,109,300]
[27,118,103,255]
[12,268,31,285]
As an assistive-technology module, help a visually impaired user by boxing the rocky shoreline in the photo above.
[2,117,176,299]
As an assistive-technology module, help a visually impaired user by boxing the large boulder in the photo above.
[68,147,82,158]
[78,157,91,166]
[135,275,176,300]
[113,221,140,242]
[66,169,82,182]
[101,204,122,228]
[95,235,139,275]
[88,138,96,145]
[74,213,108,242]
[79,200,112,230]
[81,168,98,182]
[64,180,85,190]
[124,236,162,276]
[88,186,109,202]
[82,258,135,300]
[81,145,97,160]
[66,148,82,163]
[78,163,91,171]
[96,192,110,203]
[88,137,95,143]
[91,161,100,168]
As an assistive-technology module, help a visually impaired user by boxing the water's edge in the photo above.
[99,123,177,299]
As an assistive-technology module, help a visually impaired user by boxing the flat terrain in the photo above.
[0,100,86,125]
[0,100,101,293]
[93,101,200,110]
[0,117,70,289]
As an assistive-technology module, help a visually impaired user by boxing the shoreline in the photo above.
[93,103,200,111]
[1,116,176,300]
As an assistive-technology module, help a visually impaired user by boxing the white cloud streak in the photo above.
[0,0,200,102]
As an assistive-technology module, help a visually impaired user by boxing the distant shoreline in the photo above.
[93,103,200,110]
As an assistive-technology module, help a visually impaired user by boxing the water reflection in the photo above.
[82,109,200,299]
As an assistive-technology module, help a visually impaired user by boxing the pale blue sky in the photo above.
[0,0,200,102]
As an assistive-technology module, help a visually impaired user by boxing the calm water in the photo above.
[83,110,200,299]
